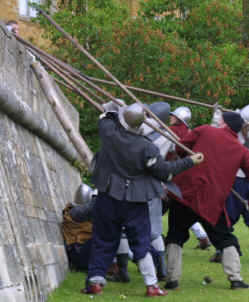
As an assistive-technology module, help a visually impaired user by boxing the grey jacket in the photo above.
[91,112,193,202]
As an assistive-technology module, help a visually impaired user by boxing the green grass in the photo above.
[47,217,249,302]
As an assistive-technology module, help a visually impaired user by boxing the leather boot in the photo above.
[195,237,211,250]
[146,284,168,297]
[209,251,222,263]
[157,251,167,281]
[106,262,119,275]
[117,253,130,282]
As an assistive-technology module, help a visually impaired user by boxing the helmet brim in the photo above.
[118,106,142,134]
[170,112,189,128]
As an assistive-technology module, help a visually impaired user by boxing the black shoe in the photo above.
[106,273,130,283]
[164,280,179,290]
[230,281,249,290]
[157,275,167,282]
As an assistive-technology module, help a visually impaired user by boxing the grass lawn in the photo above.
[47,217,249,302]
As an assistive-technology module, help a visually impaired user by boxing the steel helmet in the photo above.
[118,103,145,133]
[74,183,97,205]
[240,105,249,143]
[148,102,170,123]
[240,104,249,123]
[170,106,191,127]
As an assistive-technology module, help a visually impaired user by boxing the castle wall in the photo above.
[0,22,81,302]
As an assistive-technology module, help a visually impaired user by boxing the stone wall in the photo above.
[0,22,82,302]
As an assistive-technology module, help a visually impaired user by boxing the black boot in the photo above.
[230,281,249,290]
[106,253,130,283]
[157,251,167,281]
[117,253,130,282]
[164,280,179,290]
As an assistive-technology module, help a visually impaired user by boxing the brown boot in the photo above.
[146,284,168,297]
[209,251,222,263]
[106,262,119,275]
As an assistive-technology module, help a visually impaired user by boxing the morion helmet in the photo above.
[240,104,249,123]
[74,183,97,205]
[170,106,191,127]
[148,102,170,123]
[118,103,145,133]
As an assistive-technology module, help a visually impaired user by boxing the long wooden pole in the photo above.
[38,9,180,141]
[16,34,234,113]
[38,53,193,154]
[32,61,95,168]
[27,42,194,155]
[17,36,121,104]
[231,188,249,210]
[31,48,106,105]
[32,51,104,113]
[20,25,247,205]
[16,35,184,151]
[16,31,208,154]
[84,77,235,113]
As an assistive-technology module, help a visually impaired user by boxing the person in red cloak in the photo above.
[164,111,249,290]
[167,107,211,250]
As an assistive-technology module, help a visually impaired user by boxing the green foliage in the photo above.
[36,0,249,147]
[176,0,243,47]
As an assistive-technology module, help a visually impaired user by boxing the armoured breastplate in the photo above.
[143,118,174,157]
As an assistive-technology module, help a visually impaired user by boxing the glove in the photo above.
[190,152,204,165]
[213,102,221,113]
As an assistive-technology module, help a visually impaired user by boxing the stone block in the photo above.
[0,245,23,286]
[0,284,26,302]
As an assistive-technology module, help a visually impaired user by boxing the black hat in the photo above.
[222,112,244,133]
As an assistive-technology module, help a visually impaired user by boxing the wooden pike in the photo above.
[32,62,95,169]
[32,50,106,105]
[231,188,249,211]
[32,50,104,113]
[84,77,235,113]
[16,36,121,105]
[16,32,200,154]
[16,35,234,114]
[27,16,248,205]
[25,44,192,154]
[38,52,192,153]
[38,9,180,142]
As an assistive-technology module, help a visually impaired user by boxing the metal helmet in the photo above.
[115,98,125,106]
[240,105,249,123]
[148,102,170,123]
[170,106,191,127]
[240,105,249,144]
[118,103,145,133]
[74,183,97,205]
